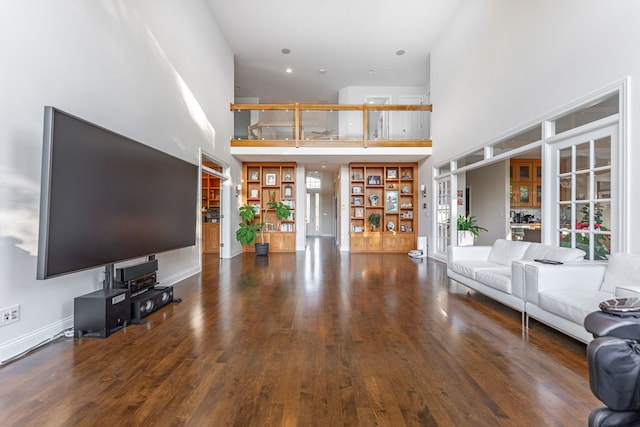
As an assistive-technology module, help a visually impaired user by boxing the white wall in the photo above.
[429,0,640,254]
[0,0,234,362]
[465,161,509,246]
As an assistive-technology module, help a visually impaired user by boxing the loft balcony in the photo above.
[230,103,432,148]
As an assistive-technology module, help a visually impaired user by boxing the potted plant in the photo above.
[236,203,267,255]
[266,200,292,231]
[368,212,381,232]
[457,215,488,246]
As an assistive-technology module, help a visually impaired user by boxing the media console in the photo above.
[74,259,181,338]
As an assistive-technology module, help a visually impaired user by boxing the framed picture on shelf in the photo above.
[284,185,293,197]
[249,171,259,181]
[367,175,381,185]
[352,172,363,181]
[353,197,363,205]
[250,189,259,198]
[251,204,261,215]
[265,173,276,186]
[385,190,399,213]
[352,186,363,194]
[355,208,363,218]
[387,169,397,179]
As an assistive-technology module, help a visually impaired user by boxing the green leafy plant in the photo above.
[368,212,381,231]
[266,200,292,228]
[456,215,488,237]
[236,203,265,246]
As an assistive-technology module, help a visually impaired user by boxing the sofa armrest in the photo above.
[524,262,607,304]
[615,286,640,298]
[447,245,493,264]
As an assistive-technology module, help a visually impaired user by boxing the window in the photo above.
[306,172,321,190]
[554,125,615,260]
[435,178,451,255]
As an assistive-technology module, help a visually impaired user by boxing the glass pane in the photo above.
[576,202,590,228]
[559,230,572,248]
[575,142,590,171]
[519,185,529,203]
[558,204,572,229]
[595,170,611,199]
[301,110,339,140]
[575,232,590,259]
[594,201,611,230]
[575,172,589,200]
[595,136,611,168]
[554,93,619,134]
[491,125,542,155]
[519,165,530,179]
[559,147,572,174]
[437,164,451,175]
[456,149,485,168]
[559,176,572,201]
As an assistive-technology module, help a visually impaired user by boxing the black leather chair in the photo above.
[584,310,640,427]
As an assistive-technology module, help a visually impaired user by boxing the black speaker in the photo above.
[74,288,131,338]
[131,286,174,322]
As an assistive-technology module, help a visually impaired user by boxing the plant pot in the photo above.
[255,242,269,256]
[458,230,475,246]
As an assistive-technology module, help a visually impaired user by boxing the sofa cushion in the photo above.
[615,286,640,298]
[522,243,586,262]
[475,269,512,293]
[487,239,531,266]
[539,289,612,324]
[601,253,640,293]
[449,260,508,280]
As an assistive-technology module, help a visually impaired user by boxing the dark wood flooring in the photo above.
[0,237,600,426]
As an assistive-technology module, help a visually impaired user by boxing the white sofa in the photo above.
[447,239,586,325]
[524,253,640,343]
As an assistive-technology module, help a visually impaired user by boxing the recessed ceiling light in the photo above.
[319,68,326,74]
[396,49,406,56]
[368,69,375,74]
[281,48,291,54]
[286,68,293,73]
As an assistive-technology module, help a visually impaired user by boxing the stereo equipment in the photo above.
[74,288,131,338]
[116,259,158,293]
[131,286,174,323]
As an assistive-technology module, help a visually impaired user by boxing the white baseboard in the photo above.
[0,317,73,365]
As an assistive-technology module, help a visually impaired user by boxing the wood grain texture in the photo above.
[0,237,599,426]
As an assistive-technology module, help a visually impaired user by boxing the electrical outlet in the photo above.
[0,305,19,326]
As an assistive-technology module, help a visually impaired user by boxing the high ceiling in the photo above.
[205,0,464,103]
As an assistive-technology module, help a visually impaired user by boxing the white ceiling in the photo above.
[205,0,464,103]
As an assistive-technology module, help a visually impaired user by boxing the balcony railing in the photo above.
[230,103,432,148]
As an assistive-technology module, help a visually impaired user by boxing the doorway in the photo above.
[201,156,228,258]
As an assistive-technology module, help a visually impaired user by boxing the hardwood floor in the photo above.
[0,237,599,426]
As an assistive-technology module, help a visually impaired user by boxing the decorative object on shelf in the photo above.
[352,172,363,181]
[367,175,382,185]
[385,190,399,213]
[387,221,395,231]
[265,173,276,186]
[284,184,293,197]
[368,213,381,232]
[457,215,488,246]
[387,169,397,179]
[250,189,259,198]
[369,193,380,206]
[284,172,292,181]
[402,186,411,194]
[400,224,406,232]
[353,197,363,205]
[236,203,267,255]
[249,171,259,180]
[268,190,276,202]
[401,172,411,179]
[388,183,396,189]
[353,186,363,194]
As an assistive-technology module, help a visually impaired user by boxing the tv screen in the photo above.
[37,107,198,280]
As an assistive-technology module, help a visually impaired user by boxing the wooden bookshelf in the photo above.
[242,162,296,252]
[349,163,417,252]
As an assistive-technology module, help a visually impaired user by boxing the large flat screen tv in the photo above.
[37,107,198,280]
